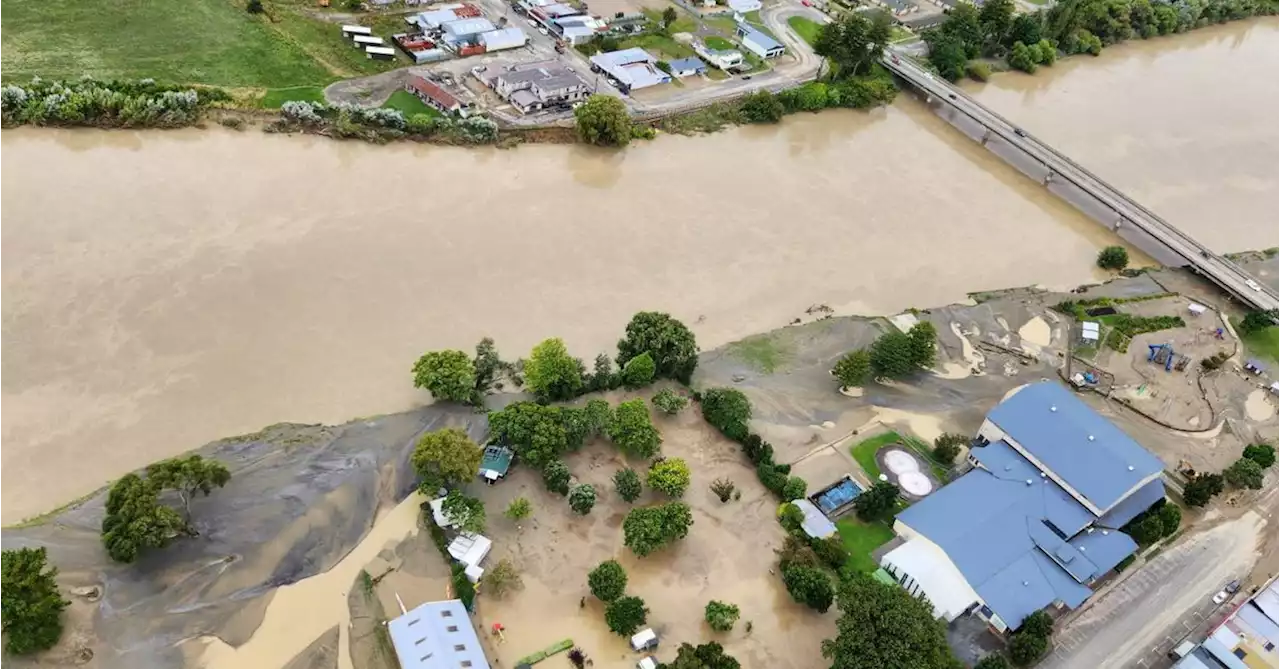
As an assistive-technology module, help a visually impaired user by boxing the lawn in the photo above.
[642,7,697,34]
[889,26,915,43]
[849,432,902,479]
[705,16,739,37]
[727,333,792,373]
[619,33,696,60]
[381,90,443,117]
[259,85,326,108]
[1234,319,1279,363]
[703,35,737,51]
[2,0,334,87]
[836,517,896,574]
[787,16,823,47]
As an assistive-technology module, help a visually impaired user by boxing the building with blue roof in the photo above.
[880,382,1165,633]
[735,22,785,59]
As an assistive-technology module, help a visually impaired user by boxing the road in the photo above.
[882,52,1280,313]
[1042,486,1277,669]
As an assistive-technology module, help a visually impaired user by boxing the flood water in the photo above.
[3,18,1276,523]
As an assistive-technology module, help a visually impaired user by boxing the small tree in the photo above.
[782,476,807,501]
[624,502,694,556]
[710,478,736,503]
[575,94,632,147]
[739,90,785,123]
[614,468,643,502]
[145,454,231,527]
[648,458,691,497]
[505,497,532,522]
[608,399,663,458]
[700,388,752,432]
[1097,245,1129,270]
[569,483,598,515]
[605,595,649,636]
[974,655,1011,669]
[482,558,523,598]
[1129,515,1165,545]
[664,642,742,669]
[1018,610,1053,637]
[1243,443,1277,469]
[589,353,617,391]
[704,600,741,632]
[617,312,699,383]
[779,502,805,534]
[412,428,483,493]
[932,433,968,464]
[411,350,476,403]
[585,399,613,437]
[869,331,917,380]
[1008,632,1048,666]
[1225,457,1265,490]
[1183,472,1225,507]
[1239,310,1278,335]
[662,6,679,26]
[907,321,938,369]
[101,474,185,563]
[247,0,265,12]
[620,352,657,388]
[1,547,70,655]
[543,459,572,496]
[812,535,850,570]
[854,481,900,521]
[525,337,584,401]
[588,559,628,601]
[652,388,689,414]
[1156,503,1181,536]
[832,349,872,388]
[441,490,486,534]
[781,564,835,613]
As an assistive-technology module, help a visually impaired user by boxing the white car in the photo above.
[538,26,549,36]
[1214,589,1230,605]
[1246,279,1262,291]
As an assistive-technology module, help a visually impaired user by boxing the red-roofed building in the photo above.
[405,76,463,115]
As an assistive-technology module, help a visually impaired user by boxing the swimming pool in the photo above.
[813,477,864,514]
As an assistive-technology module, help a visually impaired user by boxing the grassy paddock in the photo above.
[836,517,896,574]
[260,85,326,107]
[2,0,334,86]
[787,16,823,46]
[1234,319,1279,363]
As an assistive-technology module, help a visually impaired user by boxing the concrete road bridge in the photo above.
[882,52,1279,313]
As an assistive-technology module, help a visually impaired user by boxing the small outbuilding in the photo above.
[791,499,837,539]
[479,445,514,483]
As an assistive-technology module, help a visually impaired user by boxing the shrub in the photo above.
[1008,632,1048,666]
[1,547,69,655]
[781,564,834,613]
[614,468,643,502]
[451,563,476,610]
[482,558,523,598]
[608,399,663,459]
[647,458,692,497]
[776,534,820,571]
[1157,503,1181,536]
[1019,610,1053,638]
[781,476,807,501]
[757,462,788,497]
[710,478,736,502]
[220,116,244,129]
[811,535,850,570]
[974,655,1010,669]
[605,596,649,636]
[1097,245,1130,270]
[1183,472,1224,507]
[1243,443,1277,469]
[779,502,805,534]
[505,497,532,522]
[1008,41,1038,73]
[247,0,265,13]
[832,349,872,388]
[1239,310,1278,335]
[701,388,752,432]
[569,483,598,514]
[588,560,628,601]
[966,62,992,81]
[704,600,741,632]
[621,352,657,388]
[542,459,572,496]
[652,388,688,414]
[738,90,785,123]
[933,433,968,464]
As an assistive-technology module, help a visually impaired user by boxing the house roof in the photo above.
[988,382,1163,512]
[792,499,836,539]
[667,56,705,71]
[407,76,461,110]
[592,47,653,66]
[589,49,669,89]
[737,23,782,52]
[388,599,490,669]
[442,17,496,36]
[971,440,1095,537]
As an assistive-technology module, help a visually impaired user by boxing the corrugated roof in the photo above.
[971,440,1095,537]
[442,17,496,36]
[1096,478,1166,528]
[667,56,705,71]
[1069,527,1138,575]
[407,76,461,110]
[792,499,836,539]
[988,382,1164,512]
[737,23,782,51]
[388,599,490,669]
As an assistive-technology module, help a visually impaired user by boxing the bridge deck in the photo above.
[882,54,1278,313]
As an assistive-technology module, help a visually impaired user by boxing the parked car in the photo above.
[1013,128,1027,137]
[1213,583,1240,605]
[538,27,549,36]
[637,657,659,669]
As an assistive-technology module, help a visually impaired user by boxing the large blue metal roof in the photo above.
[1097,477,1167,529]
[987,382,1164,512]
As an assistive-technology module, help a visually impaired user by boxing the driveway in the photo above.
[1041,498,1273,669]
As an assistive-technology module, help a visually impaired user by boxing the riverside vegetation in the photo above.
[925,0,1278,80]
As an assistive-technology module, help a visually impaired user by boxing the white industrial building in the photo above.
[479,27,528,52]
[388,600,491,669]
[589,48,671,92]
[441,17,496,43]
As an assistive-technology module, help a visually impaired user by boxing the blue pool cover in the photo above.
[814,478,864,514]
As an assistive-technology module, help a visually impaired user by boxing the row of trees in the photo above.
[280,99,499,143]
[1,77,226,128]
[832,321,938,389]
[1183,442,1275,507]
[698,387,809,502]
[1121,498,1181,546]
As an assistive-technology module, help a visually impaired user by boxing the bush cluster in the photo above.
[2,77,223,128]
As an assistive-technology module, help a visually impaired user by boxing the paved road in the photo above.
[1042,489,1275,669]
[882,52,1280,313]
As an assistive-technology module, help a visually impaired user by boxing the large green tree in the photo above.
[588,559,628,601]
[411,349,476,403]
[978,0,1015,51]
[927,32,970,81]
[822,573,960,669]
[1243,443,1277,468]
[101,473,186,563]
[814,10,892,78]
[411,428,483,493]
[660,642,742,669]
[617,312,700,383]
[608,399,663,459]
[933,3,983,57]
[1007,13,1043,47]
[781,564,835,612]
[869,331,918,379]
[907,321,938,369]
[471,337,506,398]
[700,388,752,432]
[575,94,632,146]
[832,349,872,389]
[704,600,741,632]
[1183,472,1224,507]
[1225,457,1265,490]
[623,502,694,556]
[2,547,69,655]
[605,595,649,635]
[854,481,900,521]
[145,455,231,527]
[525,338,584,401]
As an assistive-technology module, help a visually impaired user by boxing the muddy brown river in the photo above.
[2,18,1276,524]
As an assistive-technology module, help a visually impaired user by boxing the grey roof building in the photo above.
[388,599,490,669]
[880,382,1165,633]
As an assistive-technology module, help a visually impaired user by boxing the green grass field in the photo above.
[836,517,896,574]
[381,90,442,117]
[727,332,792,373]
[2,0,336,86]
[787,16,823,47]
[1234,319,1279,363]
[849,432,902,479]
[619,33,696,60]
[260,85,326,108]
[703,35,737,51]
[642,7,698,34]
